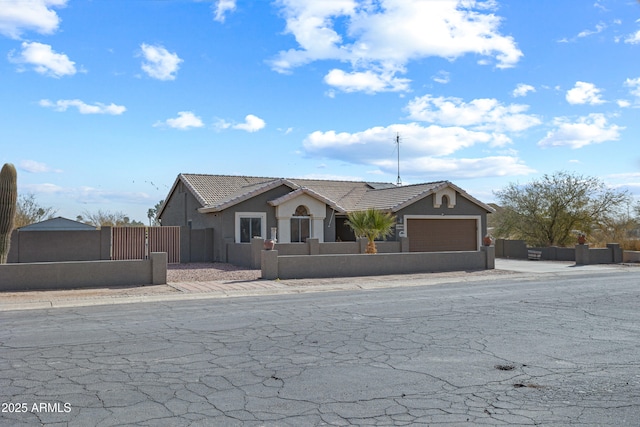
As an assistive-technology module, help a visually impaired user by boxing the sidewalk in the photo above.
[0,259,636,312]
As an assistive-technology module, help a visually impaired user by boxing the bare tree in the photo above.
[493,171,630,247]
[15,193,58,228]
[80,210,144,228]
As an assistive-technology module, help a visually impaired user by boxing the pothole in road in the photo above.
[514,383,545,389]
[495,364,516,371]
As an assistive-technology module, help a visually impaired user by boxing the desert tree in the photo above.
[14,193,58,228]
[79,210,144,228]
[493,171,630,247]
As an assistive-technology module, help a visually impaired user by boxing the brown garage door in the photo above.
[407,218,477,252]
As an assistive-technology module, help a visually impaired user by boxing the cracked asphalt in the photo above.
[1,262,639,426]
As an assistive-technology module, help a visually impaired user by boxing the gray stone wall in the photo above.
[0,252,167,291]
[497,239,622,265]
[261,248,494,280]
[8,228,111,263]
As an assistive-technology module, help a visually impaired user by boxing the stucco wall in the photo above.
[498,239,622,265]
[623,251,640,263]
[8,228,111,263]
[0,252,167,291]
[262,248,494,280]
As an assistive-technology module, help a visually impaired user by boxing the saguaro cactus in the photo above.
[0,163,17,263]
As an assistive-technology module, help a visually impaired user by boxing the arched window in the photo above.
[291,205,311,243]
[441,195,449,208]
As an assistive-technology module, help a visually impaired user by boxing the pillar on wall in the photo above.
[307,238,319,255]
[607,243,622,263]
[575,244,589,265]
[481,245,495,269]
[151,252,168,285]
[261,249,278,280]
[251,237,264,269]
[400,237,409,253]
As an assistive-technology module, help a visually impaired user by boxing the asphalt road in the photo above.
[1,269,639,426]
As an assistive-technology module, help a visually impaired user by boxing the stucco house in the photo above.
[158,174,494,264]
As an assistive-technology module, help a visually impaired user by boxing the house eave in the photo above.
[198,178,299,214]
[268,187,347,213]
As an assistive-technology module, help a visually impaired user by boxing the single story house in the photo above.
[158,174,494,263]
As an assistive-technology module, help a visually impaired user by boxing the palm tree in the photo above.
[345,208,396,254]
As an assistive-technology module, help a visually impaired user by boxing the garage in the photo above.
[407,217,478,252]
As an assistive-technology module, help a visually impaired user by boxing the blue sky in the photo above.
[1,0,639,223]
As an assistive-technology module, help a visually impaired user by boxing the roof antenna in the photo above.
[395,132,402,186]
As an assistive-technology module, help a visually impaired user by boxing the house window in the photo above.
[290,205,311,243]
[235,212,266,243]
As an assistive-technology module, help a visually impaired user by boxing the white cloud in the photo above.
[374,155,535,179]
[302,122,533,177]
[577,22,606,38]
[324,69,410,93]
[432,70,450,84]
[22,183,151,205]
[304,123,492,160]
[617,99,631,108]
[155,111,204,130]
[216,114,266,132]
[39,99,126,115]
[8,41,76,77]
[405,94,541,133]
[565,81,605,105]
[624,77,640,99]
[19,160,62,173]
[0,0,67,39]
[512,83,535,98]
[213,0,236,22]
[270,0,522,93]
[140,43,182,81]
[538,113,623,149]
[625,30,640,44]
[233,114,266,132]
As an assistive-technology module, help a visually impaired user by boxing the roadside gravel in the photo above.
[167,263,261,282]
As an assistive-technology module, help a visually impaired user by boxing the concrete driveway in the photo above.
[495,258,630,274]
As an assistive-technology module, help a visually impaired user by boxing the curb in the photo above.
[1,263,635,312]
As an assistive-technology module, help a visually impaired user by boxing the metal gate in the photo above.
[112,226,180,263]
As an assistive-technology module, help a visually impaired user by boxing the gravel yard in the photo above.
[167,263,261,283]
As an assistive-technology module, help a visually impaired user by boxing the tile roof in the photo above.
[163,173,493,215]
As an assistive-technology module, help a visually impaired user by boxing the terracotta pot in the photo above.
[264,239,275,250]
[483,235,492,246]
[577,235,586,245]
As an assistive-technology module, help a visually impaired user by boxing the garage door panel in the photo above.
[407,219,477,252]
